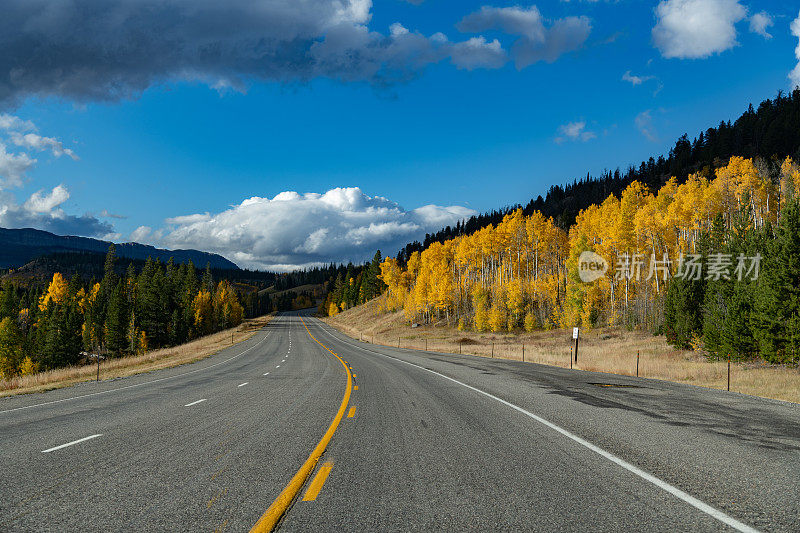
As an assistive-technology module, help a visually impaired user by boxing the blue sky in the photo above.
[1,1,799,270]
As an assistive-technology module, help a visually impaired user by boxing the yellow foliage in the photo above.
[39,273,69,311]
[524,313,536,332]
[375,157,775,332]
[137,331,148,355]
[488,302,506,333]
[327,301,339,316]
[193,290,213,335]
[19,356,37,375]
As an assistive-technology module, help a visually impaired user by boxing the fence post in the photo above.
[491,342,494,358]
[398,337,401,348]
[425,339,427,351]
[522,343,525,362]
[636,350,639,377]
[727,355,731,391]
[570,346,573,369]
[459,341,462,354]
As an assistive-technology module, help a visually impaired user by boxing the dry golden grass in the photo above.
[0,314,274,398]
[325,298,800,404]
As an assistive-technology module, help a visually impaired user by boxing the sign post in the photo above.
[572,327,580,364]
[81,350,107,382]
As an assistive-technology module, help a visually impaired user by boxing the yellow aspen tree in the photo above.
[39,272,69,311]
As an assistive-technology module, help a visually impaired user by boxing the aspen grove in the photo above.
[378,156,800,364]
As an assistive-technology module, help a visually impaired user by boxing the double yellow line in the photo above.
[249,316,352,532]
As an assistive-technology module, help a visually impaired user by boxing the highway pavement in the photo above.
[1,312,798,532]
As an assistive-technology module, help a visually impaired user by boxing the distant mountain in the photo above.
[0,227,239,270]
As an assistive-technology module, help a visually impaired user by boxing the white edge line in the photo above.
[184,399,207,407]
[42,434,102,453]
[308,318,760,533]
[238,382,248,387]
[1,315,281,415]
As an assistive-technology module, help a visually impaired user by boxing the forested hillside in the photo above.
[0,246,394,378]
[319,251,386,316]
[0,246,265,377]
[377,155,800,365]
[397,89,800,264]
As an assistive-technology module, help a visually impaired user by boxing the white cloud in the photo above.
[0,114,35,132]
[10,132,79,160]
[0,143,35,189]
[129,226,153,242]
[622,70,655,86]
[652,0,747,59]
[748,11,773,39]
[0,186,111,236]
[0,113,78,189]
[457,6,591,69]
[635,110,659,142]
[157,187,476,270]
[791,11,800,88]
[23,185,70,213]
[0,114,109,236]
[555,121,596,143]
[450,37,508,70]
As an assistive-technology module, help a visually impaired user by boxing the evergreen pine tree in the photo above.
[752,199,800,362]
[105,281,128,353]
[202,262,214,293]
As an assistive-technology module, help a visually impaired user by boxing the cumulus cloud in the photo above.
[0,113,109,237]
[0,143,35,189]
[23,184,70,213]
[555,121,596,143]
[0,187,112,236]
[0,0,514,105]
[0,114,35,132]
[129,226,154,242]
[791,11,800,88]
[635,110,659,142]
[457,6,591,69]
[450,37,508,70]
[157,187,476,270]
[0,113,79,188]
[652,0,747,59]
[748,11,773,39]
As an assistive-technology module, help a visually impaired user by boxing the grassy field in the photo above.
[0,314,274,398]
[325,298,800,404]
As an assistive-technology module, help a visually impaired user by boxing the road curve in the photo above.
[1,312,798,532]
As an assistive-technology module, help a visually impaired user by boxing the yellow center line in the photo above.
[207,488,228,509]
[249,315,352,532]
[347,406,356,418]
[353,385,358,391]
[301,462,334,501]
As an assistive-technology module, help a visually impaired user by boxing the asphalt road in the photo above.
[1,312,798,532]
